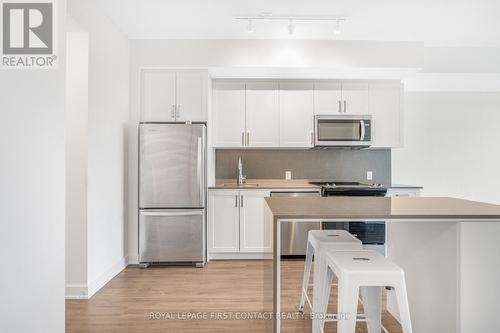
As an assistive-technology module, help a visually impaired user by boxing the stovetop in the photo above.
[309,181,385,188]
[309,181,387,196]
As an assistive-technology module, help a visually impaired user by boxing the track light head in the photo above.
[288,20,295,35]
[246,19,254,34]
[334,20,342,35]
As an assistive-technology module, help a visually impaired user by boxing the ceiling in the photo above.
[94,0,500,47]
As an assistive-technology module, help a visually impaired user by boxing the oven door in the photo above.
[314,115,371,147]
[322,221,386,255]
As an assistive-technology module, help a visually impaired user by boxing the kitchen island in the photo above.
[264,196,500,333]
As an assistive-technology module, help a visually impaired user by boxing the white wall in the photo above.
[65,31,89,298]
[67,0,130,297]
[130,39,423,69]
[392,81,500,332]
[393,90,500,204]
[0,2,66,332]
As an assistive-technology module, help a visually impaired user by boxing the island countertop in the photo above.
[266,196,500,333]
[264,196,500,220]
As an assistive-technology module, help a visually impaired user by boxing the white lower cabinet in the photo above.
[208,189,271,258]
[208,190,240,253]
[386,188,420,197]
[239,190,272,252]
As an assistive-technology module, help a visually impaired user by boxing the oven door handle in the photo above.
[360,120,366,141]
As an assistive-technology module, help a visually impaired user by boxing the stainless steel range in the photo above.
[313,181,387,255]
[278,181,388,258]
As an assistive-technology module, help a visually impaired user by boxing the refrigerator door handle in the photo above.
[197,136,204,205]
[140,211,203,217]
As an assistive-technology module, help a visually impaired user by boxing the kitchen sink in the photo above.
[222,183,259,187]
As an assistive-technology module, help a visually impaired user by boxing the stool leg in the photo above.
[360,286,382,333]
[313,249,327,332]
[299,241,314,312]
[316,266,334,333]
[394,279,413,333]
[337,279,358,333]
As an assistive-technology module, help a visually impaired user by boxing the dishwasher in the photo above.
[270,191,321,258]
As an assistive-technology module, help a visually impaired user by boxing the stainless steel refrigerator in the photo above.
[139,123,206,265]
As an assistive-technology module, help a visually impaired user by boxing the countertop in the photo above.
[264,196,500,220]
[209,179,422,190]
[209,179,320,189]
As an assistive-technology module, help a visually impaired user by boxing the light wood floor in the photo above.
[66,260,402,333]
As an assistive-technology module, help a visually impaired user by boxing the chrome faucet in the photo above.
[237,156,246,185]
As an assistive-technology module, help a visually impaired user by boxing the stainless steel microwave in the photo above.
[314,115,372,148]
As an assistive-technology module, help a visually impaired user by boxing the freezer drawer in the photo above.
[139,209,205,263]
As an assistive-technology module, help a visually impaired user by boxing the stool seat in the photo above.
[327,250,404,277]
[308,230,362,249]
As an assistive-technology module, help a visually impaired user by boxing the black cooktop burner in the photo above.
[309,181,387,197]
[310,181,362,186]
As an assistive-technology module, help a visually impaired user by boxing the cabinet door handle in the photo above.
[241,132,245,145]
[171,105,175,118]
[246,132,250,145]
[343,100,347,113]
[338,100,342,113]
[310,132,314,145]
[240,195,243,208]
[235,195,238,207]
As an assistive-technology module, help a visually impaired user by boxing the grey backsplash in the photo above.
[215,149,391,184]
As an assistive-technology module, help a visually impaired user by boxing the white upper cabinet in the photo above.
[212,81,246,147]
[211,79,402,149]
[175,70,208,122]
[141,69,207,122]
[341,82,370,114]
[313,81,342,115]
[313,81,369,115]
[239,190,272,253]
[245,81,280,147]
[141,70,176,121]
[369,82,403,148]
[279,81,314,148]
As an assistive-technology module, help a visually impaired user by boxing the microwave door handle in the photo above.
[360,120,366,140]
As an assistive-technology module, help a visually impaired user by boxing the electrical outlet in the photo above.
[285,171,292,180]
[367,171,373,181]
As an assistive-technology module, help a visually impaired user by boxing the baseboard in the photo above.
[208,252,272,260]
[65,284,89,299]
[87,256,129,298]
[65,256,129,299]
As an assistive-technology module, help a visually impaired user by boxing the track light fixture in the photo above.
[235,13,347,37]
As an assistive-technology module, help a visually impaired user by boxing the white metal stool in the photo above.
[316,250,412,333]
[298,230,362,315]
